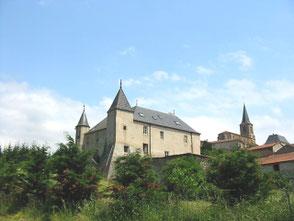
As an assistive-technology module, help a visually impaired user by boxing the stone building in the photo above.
[210,104,256,150]
[75,82,201,178]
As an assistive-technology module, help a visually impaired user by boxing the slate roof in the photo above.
[260,152,294,165]
[87,117,107,134]
[241,104,251,124]
[76,106,90,127]
[265,134,289,144]
[132,106,200,134]
[108,87,133,113]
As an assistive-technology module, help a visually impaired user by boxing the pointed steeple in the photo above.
[107,80,133,113]
[241,104,251,124]
[77,105,90,127]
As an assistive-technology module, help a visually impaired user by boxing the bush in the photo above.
[47,135,101,208]
[207,149,262,202]
[162,156,209,200]
[111,151,164,219]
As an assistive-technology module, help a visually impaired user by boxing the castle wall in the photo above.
[113,110,200,157]
[83,129,107,156]
[75,126,89,149]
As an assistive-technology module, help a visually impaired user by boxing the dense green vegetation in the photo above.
[1,140,293,220]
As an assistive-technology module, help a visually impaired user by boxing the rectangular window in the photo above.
[143,126,148,135]
[160,131,164,139]
[123,125,127,130]
[164,151,169,156]
[124,146,129,153]
[143,143,148,155]
[184,135,188,144]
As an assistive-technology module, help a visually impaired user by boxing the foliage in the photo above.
[47,135,101,207]
[111,151,164,219]
[162,156,210,200]
[207,148,262,202]
[0,135,101,212]
[200,141,212,155]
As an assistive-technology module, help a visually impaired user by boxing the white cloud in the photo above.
[124,79,142,87]
[134,97,160,107]
[175,87,207,100]
[264,80,294,101]
[196,66,214,75]
[170,73,181,81]
[221,50,253,71]
[152,71,169,80]
[0,81,105,151]
[99,97,113,110]
[183,116,236,141]
[119,46,136,56]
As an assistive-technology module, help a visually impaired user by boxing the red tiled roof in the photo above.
[259,152,294,165]
[248,142,277,151]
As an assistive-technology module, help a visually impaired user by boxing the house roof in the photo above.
[210,139,244,144]
[248,142,277,151]
[219,131,240,136]
[132,106,200,134]
[76,106,90,127]
[265,134,289,144]
[107,86,133,113]
[260,152,294,165]
[87,117,107,134]
[241,104,251,125]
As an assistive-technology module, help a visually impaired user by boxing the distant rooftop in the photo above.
[265,134,289,144]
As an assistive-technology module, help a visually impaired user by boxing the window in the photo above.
[273,164,280,172]
[143,126,148,135]
[160,131,164,139]
[152,116,157,120]
[124,146,129,153]
[123,125,127,130]
[138,112,144,117]
[243,127,246,133]
[164,151,169,156]
[174,121,181,125]
[184,135,188,144]
[158,115,162,119]
[77,130,81,139]
[143,143,148,155]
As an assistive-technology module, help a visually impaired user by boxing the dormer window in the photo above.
[152,116,157,120]
[158,115,162,119]
[138,112,144,117]
[174,121,180,125]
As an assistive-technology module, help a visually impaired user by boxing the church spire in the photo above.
[241,104,251,124]
[107,81,133,113]
[77,105,90,127]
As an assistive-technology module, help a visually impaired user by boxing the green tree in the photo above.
[111,151,163,218]
[207,149,262,202]
[162,156,206,200]
[47,135,100,207]
[201,141,212,155]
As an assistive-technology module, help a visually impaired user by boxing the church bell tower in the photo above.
[240,104,255,143]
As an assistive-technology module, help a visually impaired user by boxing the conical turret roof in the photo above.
[107,82,133,113]
[241,104,251,124]
[77,105,90,127]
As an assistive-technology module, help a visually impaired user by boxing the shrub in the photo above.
[162,156,207,200]
[207,149,262,202]
[47,135,101,208]
[111,151,164,219]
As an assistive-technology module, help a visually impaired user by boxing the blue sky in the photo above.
[1,0,294,150]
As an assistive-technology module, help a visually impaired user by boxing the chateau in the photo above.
[75,82,201,178]
[210,104,256,149]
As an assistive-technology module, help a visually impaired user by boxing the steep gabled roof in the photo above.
[107,87,133,113]
[132,106,200,134]
[240,104,251,124]
[265,134,289,144]
[76,106,90,127]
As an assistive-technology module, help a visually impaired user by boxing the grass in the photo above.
[0,190,293,221]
